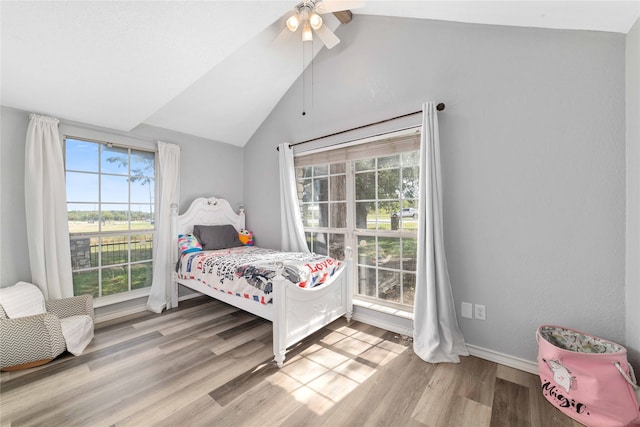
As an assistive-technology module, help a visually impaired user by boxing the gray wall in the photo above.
[243,16,627,362]
[0,106,243,288]
[626,17,640,369]
[1,107,31,285]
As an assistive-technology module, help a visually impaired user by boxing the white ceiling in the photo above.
[2,1,638,147]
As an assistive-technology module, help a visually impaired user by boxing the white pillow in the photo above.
[0,281,46,318]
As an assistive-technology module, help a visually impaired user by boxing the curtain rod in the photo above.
[276,103,445,151]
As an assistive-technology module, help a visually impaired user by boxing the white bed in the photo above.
[171,196,353,367]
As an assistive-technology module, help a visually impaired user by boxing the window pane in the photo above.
[101,175,129,203]
[355,202,375,230]
[66,139,98,172]
[73,270,99,298]
[131,233,153,262]
[313,165,328,177]
[357,266,376,297]
[317,203,328,228]
[330,175,346,201]
[131,262,152,289]
[301,205,313,227]
[131,204,154,228]
[70,236,97,270]
[378,270,401,303]
[378,155,399,169]
[357,236,377,267]
[301,167,312,178]
[101,145,128,175]
[101,204,129,231]
[355,172,375,200]
[102,265,129,296]
[401,211,419,231]
[330,163,345,174]
[305,231,312,250]
[68,204,99,234]
[101,235,129,266]
[378,169,400,200]
[313,232,328,255]
[378,237,401,267]
[314,178,328,202]
[403,273,416,305]
[302,179,312,203]
[329,234,345,260]
[402,238,417,271]
[402,166,419,199]
[66,172,98,202]
[402,151,419,166]
[330,202,346,228]
[355,158,374,172]
[130,150,154,178]
[380,201,400,231]
[131,177,154,204]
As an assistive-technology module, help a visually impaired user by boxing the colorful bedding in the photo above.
[177,246,342,304]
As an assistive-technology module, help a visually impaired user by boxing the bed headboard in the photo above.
[172,197,245,237]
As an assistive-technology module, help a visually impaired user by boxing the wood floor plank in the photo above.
[490,378,531,427]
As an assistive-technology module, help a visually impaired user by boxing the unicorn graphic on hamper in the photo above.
[545,359,577,393]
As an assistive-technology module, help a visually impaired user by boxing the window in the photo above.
[65,137,155,299]
[295,130,420,309]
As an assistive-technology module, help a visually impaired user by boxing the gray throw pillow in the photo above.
[193,224,243,250]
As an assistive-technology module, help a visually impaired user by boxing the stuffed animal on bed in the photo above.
[238,229,254,246]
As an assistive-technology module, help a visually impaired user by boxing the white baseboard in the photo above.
[352,311,413,337]
[466,344,538,374]
[95,304,148,324]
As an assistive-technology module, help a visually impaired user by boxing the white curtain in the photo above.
[413,102,469,363]
[278,143,310,253]
[24,114,74,300]
[147,141,180,313]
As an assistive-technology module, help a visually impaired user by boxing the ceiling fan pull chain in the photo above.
[302,40,306,116]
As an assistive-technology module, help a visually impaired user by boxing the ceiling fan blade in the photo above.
[315,0,364,14]
[314,25,340,49]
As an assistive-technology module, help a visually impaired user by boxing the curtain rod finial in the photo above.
[436,103,445,111]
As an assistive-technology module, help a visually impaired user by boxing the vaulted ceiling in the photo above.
[2,1,638,147]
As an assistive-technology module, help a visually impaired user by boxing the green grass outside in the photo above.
[69,221,154,234]
[73,262,152,298]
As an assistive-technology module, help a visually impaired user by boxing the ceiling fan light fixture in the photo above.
[286,14,300,32]
[309,12,323,30]
[302,22,313,41]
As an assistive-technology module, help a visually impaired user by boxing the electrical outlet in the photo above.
[461,302,473,319]
[474,304,486,321]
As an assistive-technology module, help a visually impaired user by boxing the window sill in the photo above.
[93,287,150,308]
[353,298,413,320]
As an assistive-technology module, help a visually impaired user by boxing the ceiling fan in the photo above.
[282,0,364,49]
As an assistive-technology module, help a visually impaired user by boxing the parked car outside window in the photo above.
[392,208,418,219]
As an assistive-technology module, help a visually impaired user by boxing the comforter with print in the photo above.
[177,246,341,304]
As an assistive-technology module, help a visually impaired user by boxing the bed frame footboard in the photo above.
[272,248,353,367]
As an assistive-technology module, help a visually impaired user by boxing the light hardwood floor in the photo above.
[0,296,583,427]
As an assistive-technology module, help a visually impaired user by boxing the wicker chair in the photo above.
[0,292,94,371]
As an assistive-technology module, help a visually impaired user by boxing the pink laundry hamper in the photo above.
[537,325,640,427]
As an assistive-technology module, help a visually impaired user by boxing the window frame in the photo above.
[295,127,421,311]
[64,135,157,303]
